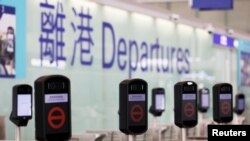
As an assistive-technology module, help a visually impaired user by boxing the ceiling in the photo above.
[122,0,250,36]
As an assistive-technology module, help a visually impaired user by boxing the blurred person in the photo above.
[0,33,6,75]
[241,57,250,86]
[4,26,15,75]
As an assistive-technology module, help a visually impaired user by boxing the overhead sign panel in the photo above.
[213,33,238,48]
[191,0,233,10]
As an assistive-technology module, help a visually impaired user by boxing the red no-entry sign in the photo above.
[221,101,230,115]
[184,102,195,117]
[130,104,143,122]
[48,107,65,129]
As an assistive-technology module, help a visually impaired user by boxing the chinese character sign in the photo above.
[39,0,95,68]
[39,0,66,67]
[70,7,94,66]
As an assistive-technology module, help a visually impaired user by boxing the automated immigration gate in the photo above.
[35,75,71,141]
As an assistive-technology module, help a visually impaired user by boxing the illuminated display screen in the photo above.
[45,93,68,103]
[17,94,31,116]
[219,94,232,100]
[238,99,245,110]
[128,94,145,101]
[201,94,209,107]
[155,94,165,110]
[183,94,196,100]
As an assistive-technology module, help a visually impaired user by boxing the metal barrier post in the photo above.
[15,126,20,141]
[181,128,186,141]
[128,135,136,141]
[152,116,160,141]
